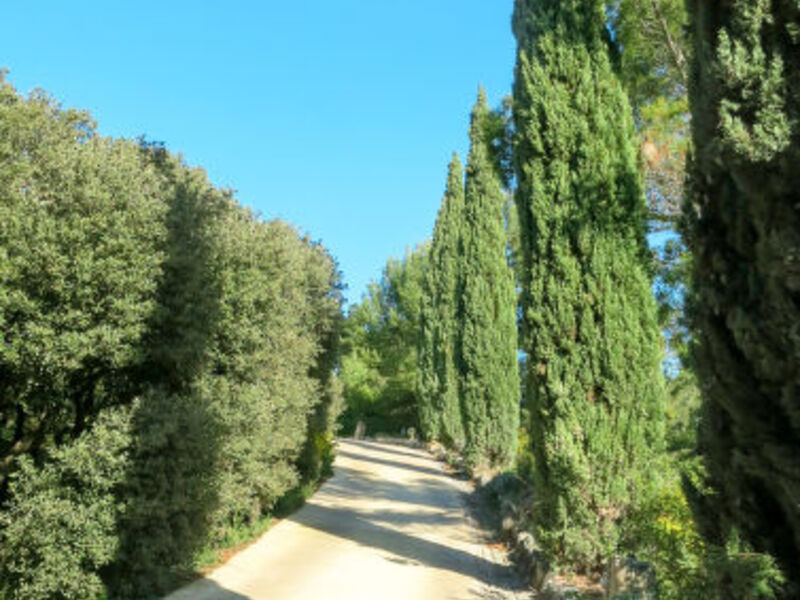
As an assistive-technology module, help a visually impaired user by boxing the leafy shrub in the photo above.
[0,77,167,482]
[0,407,131,600]
[706,531,785,600]
[0,75,344,598]
[621,469,706,599]
[108,388,221,599]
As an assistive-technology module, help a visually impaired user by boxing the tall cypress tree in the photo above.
[418,274,440,441]
[684,0,800,594]
[459,88,519,470]
[419,155,466,448]
[512,0,666,569]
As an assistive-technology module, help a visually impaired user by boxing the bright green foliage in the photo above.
[0,406,131,600]
[459,89,519,470]
[418,155,466,448]
[340,247,427,436]
[512,0,666,570]
[683,0,800,596]
[620,468,707,599]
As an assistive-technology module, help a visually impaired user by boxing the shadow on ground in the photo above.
[164,578,252,600]
[345,439,430,461]
[336,448,447,478]
[292,440,526,593]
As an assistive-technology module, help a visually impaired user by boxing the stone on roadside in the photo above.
[603,556,657,599]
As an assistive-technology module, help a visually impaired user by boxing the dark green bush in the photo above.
[109,388,220,599]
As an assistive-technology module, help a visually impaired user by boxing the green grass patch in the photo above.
[191,480,321,575]
[193,514,275,573]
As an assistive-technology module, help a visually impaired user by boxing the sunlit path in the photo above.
[164,440,526,600]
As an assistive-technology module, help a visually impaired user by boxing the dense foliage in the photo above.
[418,155,466,448]
[459,90,519,470]
[0,76,343,599]
[339,247,427,436]
[683,1,800,597]
[512,0,666,571]
[5,0,800,596]
[0,82,166,493]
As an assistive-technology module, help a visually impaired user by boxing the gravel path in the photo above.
[164,439,529,600]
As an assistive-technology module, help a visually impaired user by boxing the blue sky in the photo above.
[4,1,516,304]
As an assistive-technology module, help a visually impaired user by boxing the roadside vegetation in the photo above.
[0,74,343,599]
[341,1,799,598]
[2,1,799,599]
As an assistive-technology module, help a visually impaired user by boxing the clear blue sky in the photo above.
[3,1,516,304]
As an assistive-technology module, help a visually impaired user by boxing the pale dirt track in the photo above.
[164,439,528,600]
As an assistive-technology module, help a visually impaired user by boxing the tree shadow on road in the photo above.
[320,465,464,511]
[291,498,524,591]
[163,578,252,600]
[337,448,448,479]
[343,439,430,461]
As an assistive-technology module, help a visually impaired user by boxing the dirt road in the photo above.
[165,439,527,600]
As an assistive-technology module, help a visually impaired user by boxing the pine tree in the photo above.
[418,155,466,448]
[512,0,666,570]
[459,88,519,470]
[684,0,800,594]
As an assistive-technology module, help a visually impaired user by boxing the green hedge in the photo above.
[0,74,343,599]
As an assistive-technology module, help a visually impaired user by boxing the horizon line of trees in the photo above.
[0,73,344,600]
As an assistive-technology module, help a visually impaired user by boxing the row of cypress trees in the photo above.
[417,1,799,597]
[511,0,798,596]
[418,0,669,570]
[418,89,519,472]
[0,74,344,599]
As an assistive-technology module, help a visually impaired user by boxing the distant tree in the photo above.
[458,89,519,470]
[418,154,466,448]
[512,0,666,570]
[340,247,428,436]
[683,0,800,596]
[614,0,690,228]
